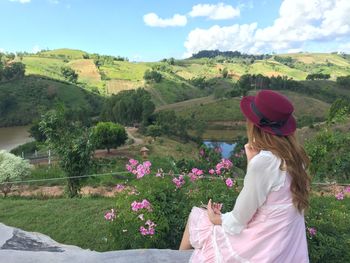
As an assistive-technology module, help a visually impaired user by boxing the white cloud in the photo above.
[184,0,350,56]
[189,3,240,20]
[32,45,41,53]
[9,0,31,3]
[0,48,5,53]
[143,13,187,27]
[184,23,257,57]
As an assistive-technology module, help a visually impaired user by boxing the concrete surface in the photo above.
[0,223,193,263]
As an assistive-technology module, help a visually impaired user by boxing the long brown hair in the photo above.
[246,121,311,214]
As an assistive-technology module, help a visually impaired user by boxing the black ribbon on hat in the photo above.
[250,101,286,136]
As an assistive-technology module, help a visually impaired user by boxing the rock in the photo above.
[0,223,192,263]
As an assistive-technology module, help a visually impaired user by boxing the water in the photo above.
[203,141,237,159]
[0,126,34,151]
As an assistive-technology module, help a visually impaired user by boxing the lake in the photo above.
[0,126,34,151]
[203,141,237,159]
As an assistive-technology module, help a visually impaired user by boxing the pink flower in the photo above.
[139,220,157,236]
[138,214,144,221]
[129,159,139,166]
[335,192,344,200]
[131,200,152,212]
[226,178,234,188]
[191,168,204,176]
[116,184,125,191]
[143,161,152,168]
[126,159,152,179]
[126,164,133,172]
[307,227,317,236]
[139,226,148,236]
[199,149,205,157]
[208,169,215,175]
[173,175,185,189]
[148,228,155,235]
[104,209,116,221]
[155,168,164,177]
[214,147,222,153]
[215,169,221,175]
[344,186,350,193]
[141,199,151,210]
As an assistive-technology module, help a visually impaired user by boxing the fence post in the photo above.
[48,149,51,167]
[22,151,24,159]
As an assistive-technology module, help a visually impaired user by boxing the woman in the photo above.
[179,90,311,263]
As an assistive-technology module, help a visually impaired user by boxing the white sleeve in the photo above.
[221,152,281,235]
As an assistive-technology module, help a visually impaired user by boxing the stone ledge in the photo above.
[0,223,192,263]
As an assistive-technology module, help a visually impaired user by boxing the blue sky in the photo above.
[0,0,349,61]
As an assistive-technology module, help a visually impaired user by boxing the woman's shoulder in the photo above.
[248,150,281,170]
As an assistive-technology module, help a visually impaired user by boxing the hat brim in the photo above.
[240,96,296,136]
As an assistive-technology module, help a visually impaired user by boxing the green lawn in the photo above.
[0,197,116,251]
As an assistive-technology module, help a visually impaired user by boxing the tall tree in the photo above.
[39,107,95,197]
[92,122,128,153]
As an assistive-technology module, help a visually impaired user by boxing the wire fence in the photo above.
[1,171,349,186]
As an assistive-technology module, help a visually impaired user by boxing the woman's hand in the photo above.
[244,143,259,163]
[207,199,222,225]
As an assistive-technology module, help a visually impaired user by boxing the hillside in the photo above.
[0,76,103,127]
[3,48,349,136]
[18,49,350,106]
[170,90,331,140]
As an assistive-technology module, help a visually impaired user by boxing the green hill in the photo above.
[0,76,103,127]
[18,49,350,106]
[171,90,331,140]
[37,48,88,60]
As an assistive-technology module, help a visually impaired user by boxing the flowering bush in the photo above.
[0,150,32,197]
[305,194,350,263]
[105,158,350,262]
[106,158,239,249]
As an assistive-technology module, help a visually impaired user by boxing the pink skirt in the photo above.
[188,206,309,263]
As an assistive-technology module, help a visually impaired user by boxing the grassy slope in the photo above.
[22,57,66,80]
[0,76,102,127]
[0,197,116,251]
[21,49,350,104]
[176,91,330,123]
[37,48,88,59]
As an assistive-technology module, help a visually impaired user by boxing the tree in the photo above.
[101,89,155,126]
[222,68,229,78]
[1,62,25,81]
[336,75,350,88]
[143,70,162,83]
[61,66,78,83]
[0,150,31,197]
[39,107,95,197]
[92,122,127,153]
[327,98,350,123]
[29,121,47,142]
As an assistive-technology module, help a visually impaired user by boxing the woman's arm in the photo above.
[220,152,280,235]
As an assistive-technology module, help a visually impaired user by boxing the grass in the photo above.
[101,61,150,81]
[37,48,88,59]
[22,57,66,80]
[0,197,116,251]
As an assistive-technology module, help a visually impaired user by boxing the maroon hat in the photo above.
[240,90,296,136]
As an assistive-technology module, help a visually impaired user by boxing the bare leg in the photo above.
[179,218,193,250]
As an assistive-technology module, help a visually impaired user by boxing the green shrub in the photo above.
[10,141,39,157]
[306,195,350,263]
